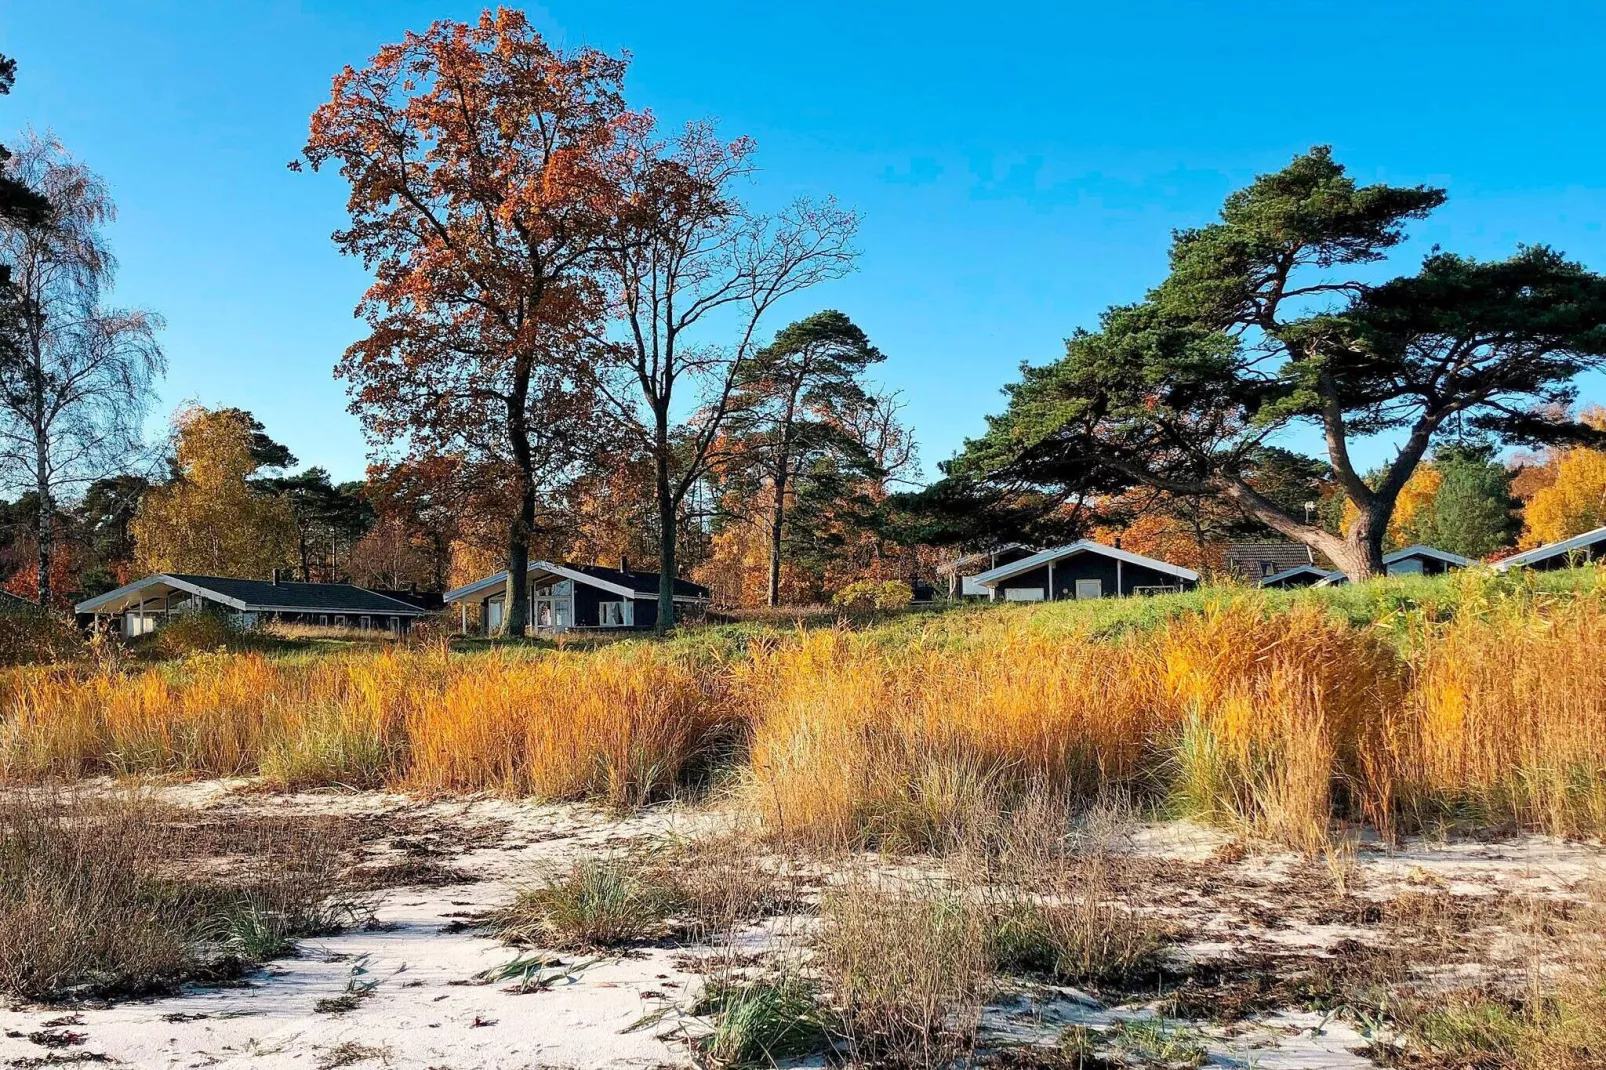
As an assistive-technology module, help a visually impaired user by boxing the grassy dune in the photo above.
[3,567,1604,843]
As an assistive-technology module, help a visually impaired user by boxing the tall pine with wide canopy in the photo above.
[953,147,1606,578]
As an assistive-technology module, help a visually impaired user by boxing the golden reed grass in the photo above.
[744,579,1606,847]
[0,646,730,809]
[3,581,1604,842]
[744,603,1401,850]
[1394,592,1606,834]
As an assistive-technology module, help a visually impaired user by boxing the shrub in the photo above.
[831,580,913,612]
[148,610,267,658]
[0,610,81,666]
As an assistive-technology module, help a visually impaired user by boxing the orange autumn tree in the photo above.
[297,9,636,636]
[132,407,298,578]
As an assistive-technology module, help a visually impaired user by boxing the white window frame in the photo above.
[1003,587,1044,602]
[1074,579,1103,600]
[598,601,627,627]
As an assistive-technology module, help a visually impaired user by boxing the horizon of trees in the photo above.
[10,46,1606,616]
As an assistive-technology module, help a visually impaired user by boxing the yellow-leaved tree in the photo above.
[1341,462,1443,550]
[1521,449,1606,547]
[132,407,299,577]
[1518,407,1606,548]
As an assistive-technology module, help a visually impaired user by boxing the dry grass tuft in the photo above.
[816,874,994,1067]
[0,790,358,1001]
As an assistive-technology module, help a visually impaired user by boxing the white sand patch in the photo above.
[3,781,1602,1069]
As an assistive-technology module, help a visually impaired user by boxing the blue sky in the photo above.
[5,1,1605,483]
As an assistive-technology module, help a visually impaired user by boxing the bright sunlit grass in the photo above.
[2,567,1603,841]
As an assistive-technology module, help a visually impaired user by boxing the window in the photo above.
[360,616,372,630]
[1074,579,1103,600]
[335,615,348,628]
[319,615,330,626]
[1003,588,1044,602]
[598,601,627,626]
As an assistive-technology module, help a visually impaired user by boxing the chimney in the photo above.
[270,568,280,586]
[619,554,631,574]
[1113,535,1123,549]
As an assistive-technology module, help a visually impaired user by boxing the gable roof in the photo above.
[1225,541,1314,577]
[75,574,432,617]
[1494,524,1606,571]
[972,540,1200,586]
[935,543,1036,577]
[443,561,712,604]
[1385,545,1472,568]
[1257,564,1338,587]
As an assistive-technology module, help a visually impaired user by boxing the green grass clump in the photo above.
[1104,1017,1208,1067]
[693,975,832,1068]
[989,895,1165,987]
[490,859,683,949]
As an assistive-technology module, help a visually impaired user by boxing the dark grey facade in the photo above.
[1259,566,1333,589]
[983,544,1198,601]
[451,561,711,633]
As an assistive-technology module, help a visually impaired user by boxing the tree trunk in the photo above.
[503,354,537,638]
[34,427,50,609]
[766,383,801,608]
[1332,506,1389,581]
[503,474,535,637]
[766,465,787,608]
[655,418,676,635]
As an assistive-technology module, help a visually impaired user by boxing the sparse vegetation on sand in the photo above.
[0,792,364,1001]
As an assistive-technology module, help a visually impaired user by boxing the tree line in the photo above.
[8,25,1606,623]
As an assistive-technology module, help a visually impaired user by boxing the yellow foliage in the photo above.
[1520,446,1606,548]
[132,407,298,578]
[1342,461,1441,548]
[832,580,913,611]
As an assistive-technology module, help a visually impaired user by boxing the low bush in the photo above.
[0,611,81,666]
[831,580,913,612]
[146,610,270,658]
